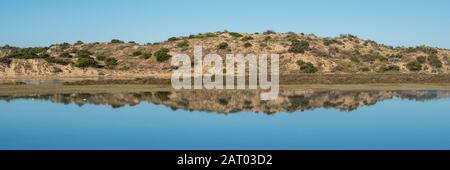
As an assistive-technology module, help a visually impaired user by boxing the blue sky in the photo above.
[1,0,449,48]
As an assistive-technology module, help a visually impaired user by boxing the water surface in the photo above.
[1,90,449,150]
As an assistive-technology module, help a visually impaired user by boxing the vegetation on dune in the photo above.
[228,32,242,38]
[217,42,229,50]
[154,48,172,62]
[289,40,309,53]
[406,60,422,71]
[132,51,143,56]
[105,57,118,67]
[297,60,318,73]
[110,39,124,44]
[378,65,400,73]
[142,52,152,59]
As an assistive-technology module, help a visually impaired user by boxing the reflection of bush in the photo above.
[155,91,171,101]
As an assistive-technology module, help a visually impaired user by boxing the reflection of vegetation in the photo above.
[155,91,171,101]
[0,90,449,114]
[218,98,229,105]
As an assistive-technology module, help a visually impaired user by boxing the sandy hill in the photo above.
[1,31,449,80]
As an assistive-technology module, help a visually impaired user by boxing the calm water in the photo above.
[1,90,450,150]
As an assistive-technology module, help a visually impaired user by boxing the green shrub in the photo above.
[96,55,106,61]
[217,42,229,49]
[243,42,252,48]
[428,55,443,68]
[167,37,179,41]
[378,65,400,73]
[76,50,93,58]
[177,40,189,48]
[60,52,72,58]
[45,57,71,65]
[297,60,318,73]
[416,56,426,63]
[155,91,171,101]
[74,41,84,45]
[264,36,272,41]
[142,52,152,59]
[60,43,71,49]
[263,30,276,35]
[76,57,98,68]
[6,47,48,59]
[289,40,309,53]
[105,58,118,67]
[218,98,229,105]
[110,39,124,43]
[228,32,242,38]
[154,48,172,62]
[188,32,217,39]
[241,36,254,41]
[406,61,422,71]
[132,51,143,56]
[0,57,12,65]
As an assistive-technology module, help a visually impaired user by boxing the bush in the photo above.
[428,55,443,68]
[416,56,426,63]
[406,61,422,71]
[263,30,276,35]
[218,98,229,105]
[378,65,400,73]
[264,36,272,41]
[60,52,72,58]
[6,47,48,59]
[142,52,152,59]
[110,39,124,43]
[188,32,217,39]
[0,57,12,65]
[105,58,118,67]
[132,51,143,56]
[297,60,318,73]
[45,57,71,65]
[74,41,84,45]
[177,40,189,48]
[217,42,229,50]
[155,91,171,101]
[76,50,93,58]
[228,32,242,38]
[241,36,254,41]
[96,55,106,61]
[167,37,179,41]
[76,57,98,68]
[243,42,252,48]
[154,48,172,62]
[289,40,309,53]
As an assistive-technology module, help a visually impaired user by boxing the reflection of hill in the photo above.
[1,90,449,114]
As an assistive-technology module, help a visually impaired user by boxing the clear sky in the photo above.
[1,0,449,48]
